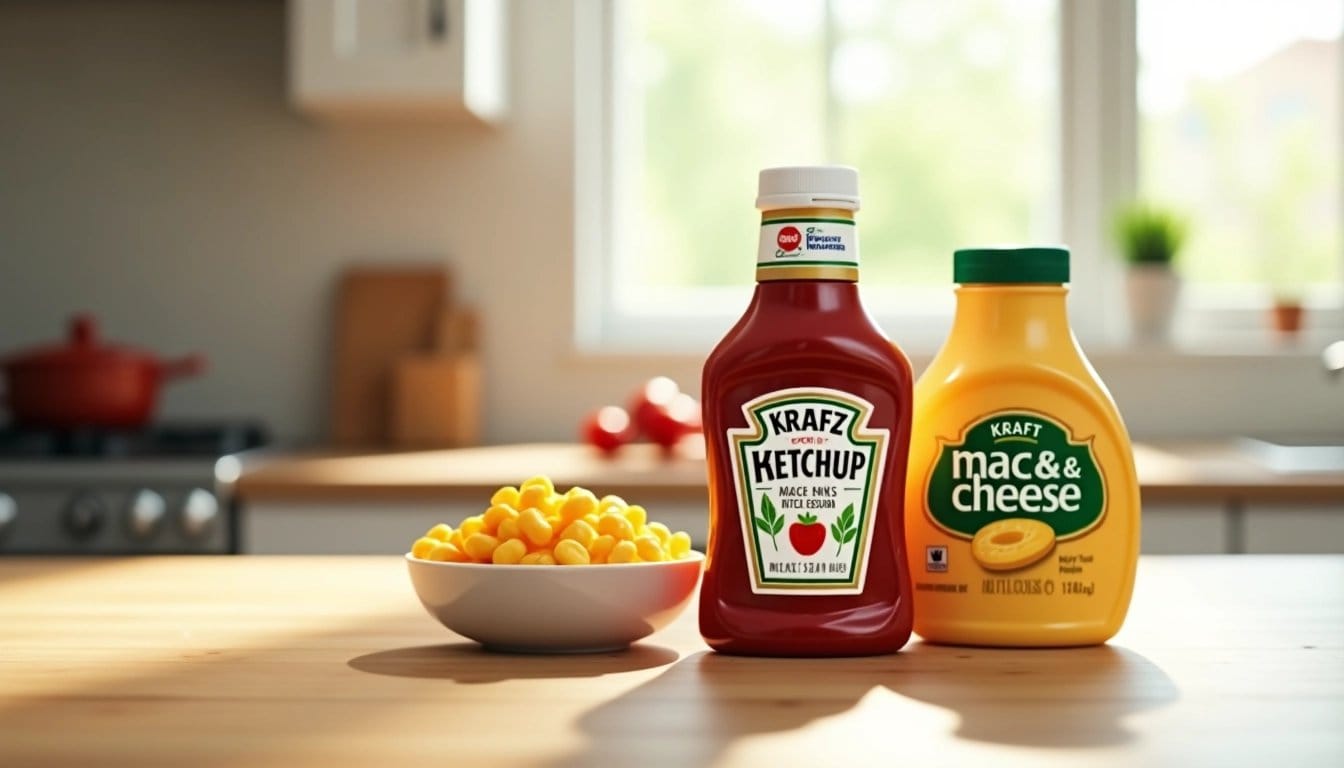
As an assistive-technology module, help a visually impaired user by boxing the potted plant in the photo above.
[1113,202,1187,344]
[1260,222,1319,342]
[1270,291,1306,338]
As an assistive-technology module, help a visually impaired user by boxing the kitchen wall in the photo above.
[1,0,1341,446]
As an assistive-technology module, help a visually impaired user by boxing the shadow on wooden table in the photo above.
[543,650,893,767]
[347,642,679,682]
[546,643,1179,765]
[896,642,1181,747]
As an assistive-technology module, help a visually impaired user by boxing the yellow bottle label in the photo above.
[727,388,889,595]
[924,411,1106,558]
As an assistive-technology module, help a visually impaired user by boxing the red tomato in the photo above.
[669,392,702,433]
[788,513,826,556]
[629,376,681,439]
[581,405,631,454]
[643,391,703,449]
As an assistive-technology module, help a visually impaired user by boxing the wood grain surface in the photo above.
[1,556,1341,767]
[232,441,1344,504]
[390,354,482,448]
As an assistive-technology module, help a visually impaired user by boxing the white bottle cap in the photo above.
[756,166,861,211]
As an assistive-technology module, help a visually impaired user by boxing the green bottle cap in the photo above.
[953,246,1070,284]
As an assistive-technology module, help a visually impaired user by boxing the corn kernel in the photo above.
[623,504,648,529]
[459,516,485,539]
[597,495,628,516]
[634,534,665,562]
[597,513,635,540]
[492,538,527,564]
[416,482,691,567]
[482,503,518,533]
[646,521,672,545]
[428,542,466,562]
[559,519,598,549]
[425,523,453,542]
[670,531,692,558]
[559,489,599,523]
[609,540,639,563]
[518,485,550,513]
[491,486,521,508]
[520,475,555,496]
[497,517,522,542]
[541,493,565,518]
[411,536,438,559]
[463,533,500,561]
[554,538,591,565]
[518,507,554,547]
[588,534,616,564]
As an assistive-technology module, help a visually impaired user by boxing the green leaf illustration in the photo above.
[831,503,858,555]
[754,492,782,551]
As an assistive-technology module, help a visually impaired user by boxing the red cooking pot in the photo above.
[1,314,205,429]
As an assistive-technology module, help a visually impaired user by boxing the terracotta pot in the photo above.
[1271,302,1305,337]
[0,315,205,429]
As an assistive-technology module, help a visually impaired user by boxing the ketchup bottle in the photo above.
[699,166,914,656]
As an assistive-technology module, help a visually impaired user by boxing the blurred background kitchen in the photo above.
[1,0,1341,557]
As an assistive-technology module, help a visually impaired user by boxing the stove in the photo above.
[0,423,268,555]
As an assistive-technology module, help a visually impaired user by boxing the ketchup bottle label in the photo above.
[757,217,859,271]
[727,387,890,595]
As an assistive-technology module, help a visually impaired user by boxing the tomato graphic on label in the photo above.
[788,513,826,556]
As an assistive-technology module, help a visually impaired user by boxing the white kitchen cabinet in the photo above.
[1140,503,1229,554]
[1246,505,1344,553]
[243,500,710,554]
[244,501,477,554]
[288,0,507,122]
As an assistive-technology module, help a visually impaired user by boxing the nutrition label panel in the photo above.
[915,553,1102,598]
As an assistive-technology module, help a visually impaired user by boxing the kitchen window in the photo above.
[1138,0,1343,310]
[574,0,1344,353]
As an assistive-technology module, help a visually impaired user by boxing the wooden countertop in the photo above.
[232,441,1344,505]
[1,556,1341,766]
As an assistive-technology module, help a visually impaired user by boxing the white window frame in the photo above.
[574,0,1343,356]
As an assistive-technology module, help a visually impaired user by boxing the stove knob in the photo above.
[63,492,107,541]
[0,493,15,539]
[125,490,166,540]
[180,488,219,540]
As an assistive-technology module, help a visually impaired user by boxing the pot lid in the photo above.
[3,315,163,368]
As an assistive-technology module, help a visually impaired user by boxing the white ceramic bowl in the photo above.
[406,552,704,653]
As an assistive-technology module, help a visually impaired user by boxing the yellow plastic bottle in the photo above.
[905,246,1140,646]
